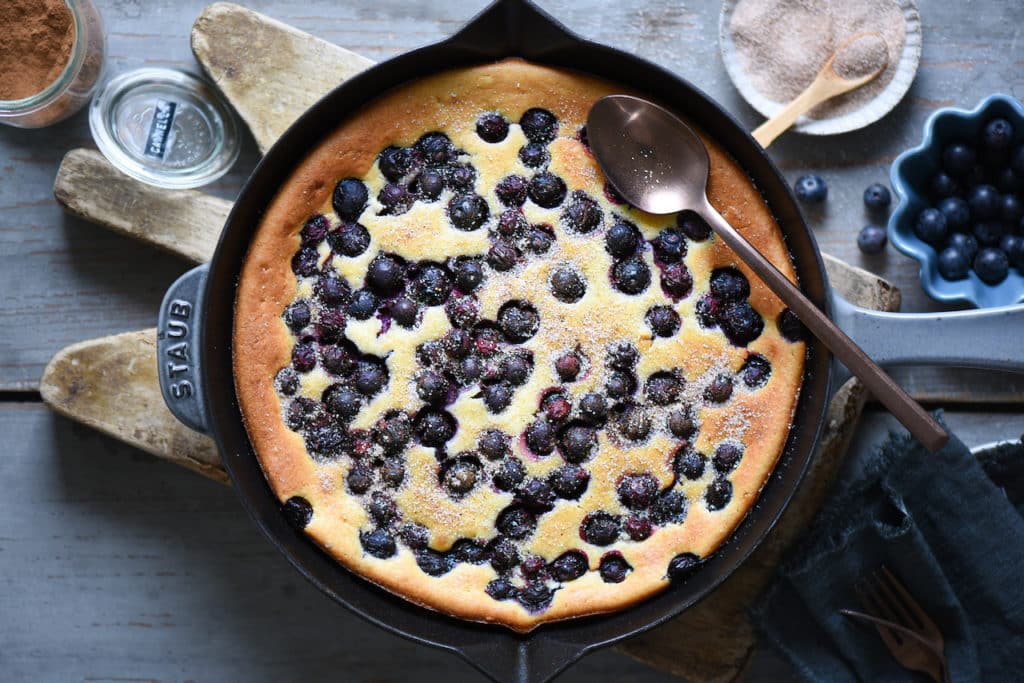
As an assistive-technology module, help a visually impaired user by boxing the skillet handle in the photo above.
[457,637,586,683]
[157,264,210,434]
[829,290,1024,387]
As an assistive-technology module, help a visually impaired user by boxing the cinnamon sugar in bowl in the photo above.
[0,0,106,129]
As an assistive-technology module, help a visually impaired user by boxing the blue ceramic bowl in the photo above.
[889,94,1024,308]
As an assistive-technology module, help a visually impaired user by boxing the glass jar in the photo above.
[0,0,106,129]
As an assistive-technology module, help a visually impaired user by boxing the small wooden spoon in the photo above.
[752,32,889,147]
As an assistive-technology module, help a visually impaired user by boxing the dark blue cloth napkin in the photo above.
[751,420,1024,682]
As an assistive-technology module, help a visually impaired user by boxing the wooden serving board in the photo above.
[42,4,901,681]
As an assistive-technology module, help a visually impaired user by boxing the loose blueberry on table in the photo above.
[257,95,803,625]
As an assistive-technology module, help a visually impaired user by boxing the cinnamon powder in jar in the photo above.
[0,0,77,101]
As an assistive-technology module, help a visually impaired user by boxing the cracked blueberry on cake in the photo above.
[233,59,805,632]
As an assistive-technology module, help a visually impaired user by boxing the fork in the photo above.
[848,566,951,683]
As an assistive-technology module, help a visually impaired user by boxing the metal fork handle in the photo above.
[840,609,951,683]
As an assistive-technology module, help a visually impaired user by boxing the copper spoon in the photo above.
[752,32,888,147]
[587,95,947,452]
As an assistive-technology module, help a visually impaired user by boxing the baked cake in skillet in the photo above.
[233,58,806,632]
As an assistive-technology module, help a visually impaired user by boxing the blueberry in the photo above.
[947,232,979,262]
[974,221,1005,247]
[712,443,743,474]
[1001,194,1024,225]
[495,175,528,207]
[401,523,430,550]
[441,457,481,496]
[793,174,827,203]
[333,178,369,221]
[653,227,686,263]
[446,260,481,296]
[559,423,597,462]
[390,297,418,327]
[381,458,405,487]
[378,146,421,182]
[281,496,314,529]
[645,372,682,405]
[709,267,750,302]
[503,352,533,386]
[1001,234,1024,269]
[360,528,396,559]
[354,359,388,396]
[416,132,456,166]
[525,225,556,254]
[324,384,362,419]
[525,418,556,455]
[291,342,317,372]
[995,167,1022,194]
[291,246,320,277]
[937,246,970,280]
[549,464,589,499]
[496,209,527,238]
[520,108,558,143]
[914,207,947,244]
[519,478,556,512]
[677,211,712,240]
[498,300,540,342]
[481,383,514,413]
[528,172,568,208]
[284,301,311,330]
[446,163,477,191]
[561,191,602,233]
[493,457,527,491]
[617,473,660,510]
[348,289,379,320]
[605,370,637,399]
[943,142,976,176]
[550,551,588,581]
[487,240,519,271]
[938,197,971,232]
[367,491,397,525]
[984,118,1015,150]
[668,406,698,439]
[301,215,330,245]
[412,263,452,306]
[624,516,652,541]
[416,370,449,405]
[705,477,733,510]
[613,257,651,294]
[365,254,405,296]
[607,343,638,369]
[605,220,641,258]
[661,262,694,299]
[476,112,509,143]
[346,463,373,494]
[519,142,550,168]
[377,183,412,215]
[719,302,764,346]
[542,393,572,422]
[276,367,300,395]
[448,193,490,231]
[550,267,586,302]
[778,309,806,342]
[485,578,518,602]
[284,397,317,431]
[617,403,651,441]
[474,327,504,356]
[488,541,521,577]
[497,506,536,540]
[329,222,371,257]
[650,490,687,524]
[975,247,1010,284]
[517,581,554,612]
[741,354,772,388]
[451,538,488,564]
[578,392,608,424]
[580,512,621,546]
[555,351,582,381]
[863,183,892,211]
[674,446,706,480]
[666,552,701,581]
[414,409,456,446]
[415,548,454,576]
[929,172,960,199]
[968,184,1001,220]
[414,168,445,200]
[472,430,507,462]
[857,224,888,255]
[704,374,734,403]
[599,553,632,583]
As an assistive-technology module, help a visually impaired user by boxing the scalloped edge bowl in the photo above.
[889,94,1024,308]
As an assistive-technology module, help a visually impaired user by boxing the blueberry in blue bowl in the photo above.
[889,94,1024,307]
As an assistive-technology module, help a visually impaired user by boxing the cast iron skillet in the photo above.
[154,1,1024,680]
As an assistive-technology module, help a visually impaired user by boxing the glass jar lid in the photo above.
[89,68,240,189]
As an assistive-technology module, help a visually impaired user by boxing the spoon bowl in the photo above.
[586,94,948,452]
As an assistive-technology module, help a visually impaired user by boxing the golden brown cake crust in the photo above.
[233,58,805,632]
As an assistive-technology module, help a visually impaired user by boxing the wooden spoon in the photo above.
[752,32,889,147]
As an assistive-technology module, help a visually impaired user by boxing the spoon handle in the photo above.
[697,201,949,453]
[751,77,840,148]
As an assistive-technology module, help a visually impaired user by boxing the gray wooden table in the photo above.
[1,1,1021,681]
